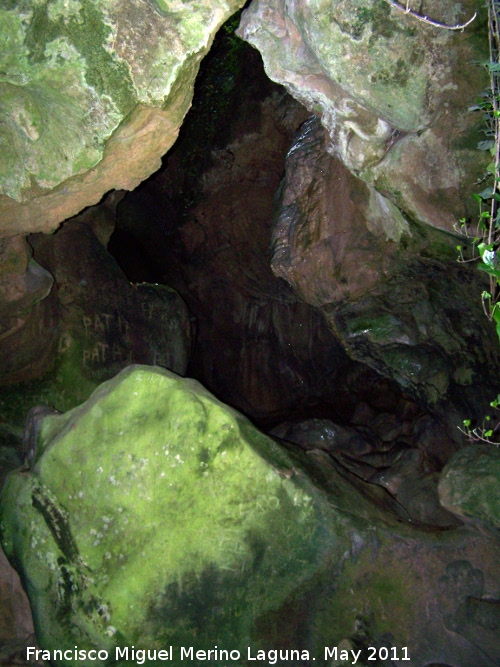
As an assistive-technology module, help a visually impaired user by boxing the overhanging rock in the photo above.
[0,0,245,237]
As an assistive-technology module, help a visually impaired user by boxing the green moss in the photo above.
[0,1,129,198]
[346,312,403,342]
[371,57,409,87]
[368,0,396,41]
[0,336,99,451]
[0,366,335,661]
[25,1,135,115]
[0,9,30,78]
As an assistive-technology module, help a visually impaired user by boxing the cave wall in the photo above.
[0,2,500,666]
[237,0,489,232]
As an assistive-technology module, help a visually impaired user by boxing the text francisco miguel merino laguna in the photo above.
[27,644,412,665]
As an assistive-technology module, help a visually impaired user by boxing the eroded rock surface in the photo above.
[0,236,56,386]
[271,116,500,429]
[238,0,489,232]
[0,218,192,453]
[439,445,500,527]
[271,416,462,527]
[1,366,499,666]
[112,48,368,423]
[0,0,246,236]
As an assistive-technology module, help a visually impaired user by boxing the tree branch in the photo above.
[383,0,477,31]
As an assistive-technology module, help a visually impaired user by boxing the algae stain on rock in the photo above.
[0,366,339,658]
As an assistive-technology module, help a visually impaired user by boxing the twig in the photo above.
[487,0,500,305]
[383,0,477,31]
[458,425,500,446]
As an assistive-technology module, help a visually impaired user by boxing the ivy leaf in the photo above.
[478,263,500,279]
[478,139,495,150]
[478,241,493,255]
[478,186,495,199]
[483,248,498,268]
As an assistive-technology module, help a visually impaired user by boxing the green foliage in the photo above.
[457,0,500,446]
[461,394,500,444]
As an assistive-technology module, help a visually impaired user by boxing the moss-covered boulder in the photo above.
[439,444,500,527]
[1,366,500,666]
[0,365,338,664]
[0,0,245,237]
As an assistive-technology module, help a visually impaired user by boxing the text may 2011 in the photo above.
[27,644,410,664]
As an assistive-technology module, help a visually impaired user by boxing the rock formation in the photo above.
[0,0,246,236]
[1,366,499,666]
[0,1,499,665]
[237,0,489,232]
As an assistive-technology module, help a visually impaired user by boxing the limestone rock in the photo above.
[238,0,489,232]
[271,116,500,427]
[0,236,56,385]
[0,218,192,454]
[114,72,362,422]
[30,219,192,383]
[1,366,499,666]
[271,418,461,527]
[439,445,500,527]
[0,365,337,660]
[271,116,410,307]
[0,0,246,237]
[0,546,34,642]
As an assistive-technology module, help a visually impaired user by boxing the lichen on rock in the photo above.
[0,365,337,661]
[0,0,246,236]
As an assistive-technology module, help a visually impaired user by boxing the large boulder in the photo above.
[238,0,489,232]
[0,365,340,662]
[0,0,246,237]
[1,366,499,666]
